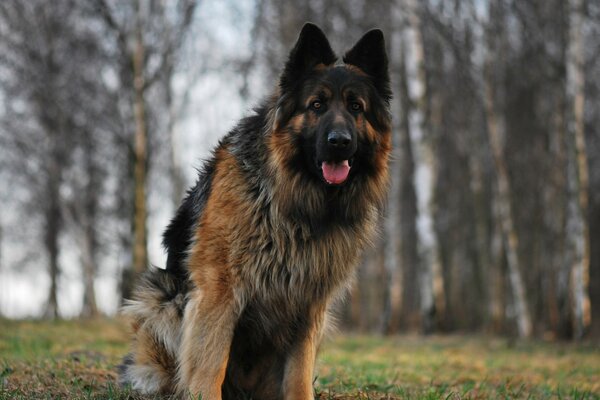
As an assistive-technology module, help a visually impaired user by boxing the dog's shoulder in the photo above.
[162,147,219,277]
[228,101,273,170]
[162,102,273,278]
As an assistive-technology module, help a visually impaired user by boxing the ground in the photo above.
[0,318,598,399]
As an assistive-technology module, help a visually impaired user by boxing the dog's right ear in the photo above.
[279,23,336,92]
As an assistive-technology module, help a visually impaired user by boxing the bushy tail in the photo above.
[118,267,189,395]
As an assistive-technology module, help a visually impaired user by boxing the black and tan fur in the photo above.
[119,23,392,400]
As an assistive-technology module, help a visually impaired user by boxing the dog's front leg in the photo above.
[177,288,237,400]
[282,306,326,400]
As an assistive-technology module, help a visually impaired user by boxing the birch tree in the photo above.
[0,1,74,319]
[0,0,122,318]
[381,23,406,334]
[93,0,196,299]
[564,0,591,339]
[403,0,446,333]
[132,1,149,280]
[483,0,532,338]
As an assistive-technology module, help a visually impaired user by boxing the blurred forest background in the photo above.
[0,0,599,342]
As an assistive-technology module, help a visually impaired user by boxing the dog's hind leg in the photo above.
[118,324,177,394]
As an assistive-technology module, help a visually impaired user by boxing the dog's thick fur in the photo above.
[119,23,392,400]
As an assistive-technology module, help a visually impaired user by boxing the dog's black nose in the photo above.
[327,131,352,148]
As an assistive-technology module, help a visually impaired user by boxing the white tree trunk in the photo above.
[565,0,591,339]
[132,0,148,275]
[483,57,532,339]
[478,0,533,338]
[382,140,403,331]
[405,0,444,333]
[380,12,407,334]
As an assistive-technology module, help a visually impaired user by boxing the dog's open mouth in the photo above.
[321,159,351,185]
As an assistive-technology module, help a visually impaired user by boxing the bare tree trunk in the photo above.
[162,45,185,205]
[80,229,98,318]
[565,0,591,339]
[80,138,99,317]
[168,92,186,205]
[380,30,406,334]
[483,49,532,338]
[132,0,148,276]
[94,0,196,303]
[0,219,4,317]
[61,199,99,318]
[44,155,61,320]
[489,205,505,332]
[398,45,420,330]
[405,0,444,334]
[164,3,198,206]
[553,87,572,338]
[468,130,503,332]
[484,84,532,337]
[381,160,402,333]
[485,100,531,338]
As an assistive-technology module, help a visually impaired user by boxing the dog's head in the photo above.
[273,23,392,188]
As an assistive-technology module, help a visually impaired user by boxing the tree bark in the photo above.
[132,0,148,276]
[0,220,3,318]
[161,27,186,206]
[565,0,591,339]
[44,151,61,320]
[484,88,532,338]
[468,119,503,332]
[80,228,99,318]
[381,168,403,332]
[482,12,532,336]
[405,0,444,334]
[398,50,420,330]
[167,84,186,206]
[80,132,99,318]
[380,35,405,334]
[380,5,407,332]
[553,87,572,338]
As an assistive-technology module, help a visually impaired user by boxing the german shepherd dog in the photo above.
[119,23,392,399]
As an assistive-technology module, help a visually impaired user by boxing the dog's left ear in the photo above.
[344,29,391,102]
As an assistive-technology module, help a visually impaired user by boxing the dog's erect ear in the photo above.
[279,23,337,91]
[344,29,391,101]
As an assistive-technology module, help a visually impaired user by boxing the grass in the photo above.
[0,318,598,399]
[316,335,599,399]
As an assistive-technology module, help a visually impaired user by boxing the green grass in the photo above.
[0,318,598,399]
[316,335,599,399]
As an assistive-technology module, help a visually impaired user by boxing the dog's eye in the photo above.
[350,102,363,112]
[310,100,322,110]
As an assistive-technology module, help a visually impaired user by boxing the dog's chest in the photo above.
[232,216,364,304]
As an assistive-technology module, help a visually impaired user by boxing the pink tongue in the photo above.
[321,160,351,184]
